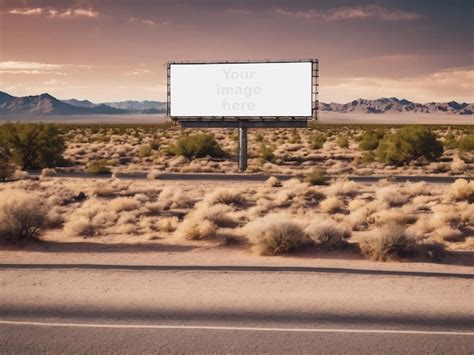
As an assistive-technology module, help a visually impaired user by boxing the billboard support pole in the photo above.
[238,123,248,172]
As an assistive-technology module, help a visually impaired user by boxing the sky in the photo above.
[0,0,473,103]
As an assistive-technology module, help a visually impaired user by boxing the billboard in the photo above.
[167,60,318,120]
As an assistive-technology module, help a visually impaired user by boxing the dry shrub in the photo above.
[244,213,309,255]
[435,226,464,243]
[134,193,149,203]
[320,197,344,214]
[376,186,408,207]
[92,211,117,227]
[450,157,466,173]
[450,179,474,202]
[305,217,351,249]
[0,189,47,243]
[359,223,416,261]
[118,223,138,234]
[110,197,141,212]
[157,216,179,232]
[401,182,430,197]
[346,209,369,231]
[326,179,360,197]
[203,188,246,206]
[176,217,216,240]
[348,199,365,212]
[157,187,193,210]
[265,176,282,187]
[369,209,417,227]
[117,211,137,225]
[46,206,66,228]
[64,216,95,237]
[430,205,460,229]
[147,170,161,180]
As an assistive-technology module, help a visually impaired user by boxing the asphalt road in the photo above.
[28,170,471,184]
[0,265,473,353]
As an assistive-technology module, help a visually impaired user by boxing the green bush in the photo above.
[361,151,376,163]
[458,134,474,152]
[260,144,275,163]
[138,145,152,157]
[306,168,328,185]
[442,132,458,150]
[311,134,326,150]
[86,160,111,174]
[0,123,65,169]
[254,133,264,142]
[336,136,349,148]
[359,129,385,151]
[168,133,225,159]
[376,126,443,166]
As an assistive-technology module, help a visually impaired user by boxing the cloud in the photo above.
[128,17,168,26]
[274,5,419,21]
[0,61,63,70]
[8,7,98,18]
[123,68,153,75]
[0,61,91,75]
[322,68,474,103]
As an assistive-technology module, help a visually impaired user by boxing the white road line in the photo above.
[0,320,473,336]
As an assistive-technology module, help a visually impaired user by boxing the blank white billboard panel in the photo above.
[169,62,313,118]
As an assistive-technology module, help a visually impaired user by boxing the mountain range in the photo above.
[0,92,167,115]
[0,91,472,115]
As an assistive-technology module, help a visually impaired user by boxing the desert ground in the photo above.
[0,123,473,261]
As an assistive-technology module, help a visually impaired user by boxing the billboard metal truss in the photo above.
[166,59,319,128]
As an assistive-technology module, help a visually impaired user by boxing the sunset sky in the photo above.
[0,0,473,103]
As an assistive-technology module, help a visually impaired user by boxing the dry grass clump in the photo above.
[265,176,282,187]
[64,217,96,237]
[0,190,47,243]
[369,209,417,227]
[326,179,361,197]
[157,216,179,232]
[174,201,236,240]
[434,226,464,243]
[244,213,309,255]
[358,223,416,261]
[203,188,246,206]
[376,186,408,207]
[156,187,193,210]
[110,197,141,212]
[450,156,466,173]
[176,216,216,240]
[320,197,344,214]
[147,169,161,180]
[449,179,474,202]
[305,217,351,249]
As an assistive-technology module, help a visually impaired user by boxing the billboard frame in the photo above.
[166,59,319,128]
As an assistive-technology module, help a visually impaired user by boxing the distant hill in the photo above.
[62,98,96,108]
[0,92,128,115]
[102,100,167,112]
[0,91,471,116]
[320,97,473,115]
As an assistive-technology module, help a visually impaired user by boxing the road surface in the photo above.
[0,263,473,353]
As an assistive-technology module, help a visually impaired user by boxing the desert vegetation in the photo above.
[0,122,472,262]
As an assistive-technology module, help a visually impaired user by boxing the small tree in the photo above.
[0,147,15,182]
[1,123,65,169]
[359,129,385,151]
[376,126,443,166]
[168,133,225,159]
